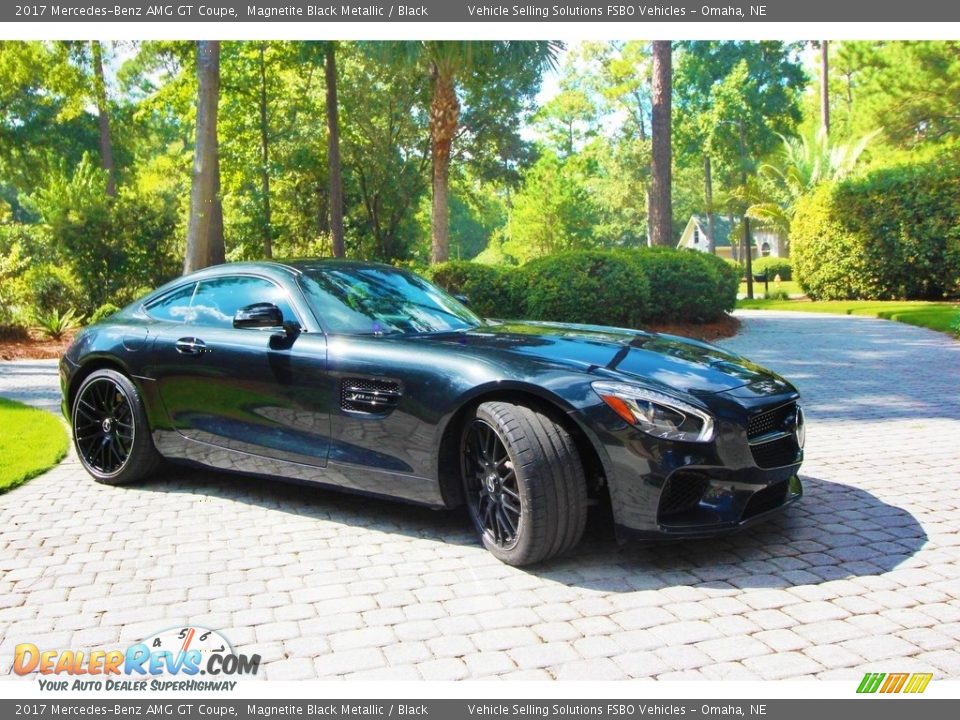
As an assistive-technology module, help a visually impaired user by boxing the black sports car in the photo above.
[61,260,804,565]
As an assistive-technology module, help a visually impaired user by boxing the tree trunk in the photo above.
[90,41,116,197]
[737,121,753,299]
[184,41,225,274]
[649,41,673,247]
[258,43,272,259]
[210,143,225,266]
[325,42,345,259]
[742,216,753,297]
[429,66,459,264]
[820,40,830,136]
[703,155,716,255]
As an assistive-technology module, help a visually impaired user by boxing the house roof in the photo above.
[690,215,735,247]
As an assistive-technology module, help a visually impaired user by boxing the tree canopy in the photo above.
[1,39,958,326]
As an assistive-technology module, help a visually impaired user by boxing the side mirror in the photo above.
[233,302,283,330]
[454,294,471,307]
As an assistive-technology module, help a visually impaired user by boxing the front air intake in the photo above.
[658,471,710,519]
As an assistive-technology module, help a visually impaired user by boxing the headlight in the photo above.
[796,406,806,448]
[591,381,715,443]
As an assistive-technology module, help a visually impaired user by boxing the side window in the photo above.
[189,276,299,329]
[144,283,197,323]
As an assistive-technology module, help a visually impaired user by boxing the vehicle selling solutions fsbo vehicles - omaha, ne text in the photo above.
[61,260,805,565]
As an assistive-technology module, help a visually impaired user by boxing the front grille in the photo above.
[742,480,789,519]
[747,402,797,440]
[750,435,800,468]
[658,471,710,518]
[340,377,401,414]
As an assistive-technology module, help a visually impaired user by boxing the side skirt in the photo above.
[153,429,447,507]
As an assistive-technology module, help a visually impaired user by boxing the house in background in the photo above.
[677,215,788,260]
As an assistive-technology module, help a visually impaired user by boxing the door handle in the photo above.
[175,337,207,356]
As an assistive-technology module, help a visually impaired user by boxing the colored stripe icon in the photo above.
[857,672,933,694]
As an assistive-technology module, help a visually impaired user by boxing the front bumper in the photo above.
[615,472,803,541]
[584,389,804,540]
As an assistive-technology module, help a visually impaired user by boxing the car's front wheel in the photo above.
[72,368,160,485]
[461,401,587,566]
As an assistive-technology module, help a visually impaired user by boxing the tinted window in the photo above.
[298,265,480,335]
[145,283,197,323]
[189,276,298,329]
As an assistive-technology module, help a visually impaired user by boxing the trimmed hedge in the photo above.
[619,247,737,323]
[792,160,960,300]
[430,247,736,326]
[521,251,651,328]
[751,257,793,282]
[428,261,525,319]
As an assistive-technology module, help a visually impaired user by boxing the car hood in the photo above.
[440,320,789,396]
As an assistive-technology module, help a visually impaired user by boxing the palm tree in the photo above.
[746,127,880,236]
[384,41,560,264]
[184,41,225,274]
[649,41,672,247]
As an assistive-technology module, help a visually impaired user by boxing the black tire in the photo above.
[71,368,161,486]
[461,401,587,566]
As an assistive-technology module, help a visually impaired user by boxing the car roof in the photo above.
[183,258,401,280]
[139,259,409,309]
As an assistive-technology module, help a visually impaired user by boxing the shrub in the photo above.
[429,261,525,319]
[608,247,736,322]
[613,247,734,323]
[763,289,791,301]
[725,258,744,278]
[20,263,85,318]
[30,156,181,312]
[751,256,793,281]
[0,324,30,342]
[430,248,737,327]
[792,160,960,300]
[34,307,83,340]
[519,251,651,328]
[90,303,120,325]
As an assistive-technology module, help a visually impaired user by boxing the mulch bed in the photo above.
[646,313,741,342]
[0,329,74,361]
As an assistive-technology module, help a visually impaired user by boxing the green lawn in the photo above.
[737,297,960,336]
[0,397,69,493]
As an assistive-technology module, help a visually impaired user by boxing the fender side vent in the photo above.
[340,378,401,414]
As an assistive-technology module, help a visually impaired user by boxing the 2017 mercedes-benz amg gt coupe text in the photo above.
[61,260,804,565]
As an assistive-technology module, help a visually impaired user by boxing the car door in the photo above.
[150,274,332,468]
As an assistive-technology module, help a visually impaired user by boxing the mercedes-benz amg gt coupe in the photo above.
[61,260,804,565]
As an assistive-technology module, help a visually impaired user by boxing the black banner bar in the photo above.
[4,0,960,23]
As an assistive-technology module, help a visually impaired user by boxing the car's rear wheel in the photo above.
[461,401,587,566]
[72,368,160,485]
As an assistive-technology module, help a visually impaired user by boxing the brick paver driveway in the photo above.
[1,311,959,681]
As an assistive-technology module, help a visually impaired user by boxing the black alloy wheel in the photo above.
[461,401,588,566]
[74,376,134,475]
[72,369,160,485]
[463,418,523,550]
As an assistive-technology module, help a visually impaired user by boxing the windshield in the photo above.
[298,265,482,336]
